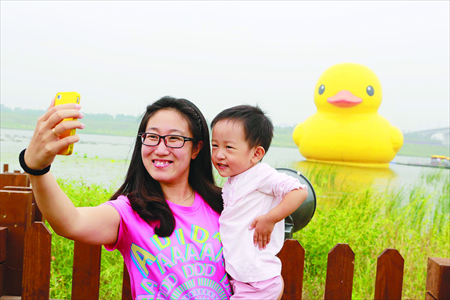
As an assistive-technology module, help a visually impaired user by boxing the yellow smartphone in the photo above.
[54,92,81,155]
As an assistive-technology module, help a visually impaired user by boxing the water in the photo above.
[1,128,134,187]
[1,128,447,191]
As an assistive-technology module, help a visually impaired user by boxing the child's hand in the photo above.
[249,214,276,250]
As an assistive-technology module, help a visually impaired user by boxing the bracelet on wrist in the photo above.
[19,148,51,176]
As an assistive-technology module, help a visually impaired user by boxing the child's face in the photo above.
[211,120,258,177]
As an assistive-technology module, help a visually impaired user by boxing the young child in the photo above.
[211,105,308,299]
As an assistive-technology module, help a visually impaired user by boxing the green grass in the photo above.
[293,167,450,299]
[49,180,123,300]
[48,167,450,299]
[398,142,450,158]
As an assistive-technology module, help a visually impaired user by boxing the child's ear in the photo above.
[251,146,265,163]
[191,141,203,160]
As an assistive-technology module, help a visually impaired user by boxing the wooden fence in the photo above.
[0,164,449,300]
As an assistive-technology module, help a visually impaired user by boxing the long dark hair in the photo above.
[110,96,223,237]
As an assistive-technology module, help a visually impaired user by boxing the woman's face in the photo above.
[141,109,202,186]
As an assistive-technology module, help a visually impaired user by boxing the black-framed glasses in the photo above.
[138,133,195,148]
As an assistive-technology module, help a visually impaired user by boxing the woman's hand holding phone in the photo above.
[24,96,85,172]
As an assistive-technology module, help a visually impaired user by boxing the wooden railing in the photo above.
[0,165,449,299]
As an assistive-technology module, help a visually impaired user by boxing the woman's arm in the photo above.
[29,172,120,245]
[23,99,120,245]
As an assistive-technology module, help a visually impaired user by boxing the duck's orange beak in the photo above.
[327,90,362,108]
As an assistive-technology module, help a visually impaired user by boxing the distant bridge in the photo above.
[408,127,449,146]
[410,127,449,136]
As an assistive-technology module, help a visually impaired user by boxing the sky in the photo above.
[1,1,449,132]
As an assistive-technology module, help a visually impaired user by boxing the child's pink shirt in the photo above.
[103,194,232,300]
[219,163,307,282]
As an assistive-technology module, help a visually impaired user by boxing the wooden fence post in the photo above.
[425,257,450,300]
[22,222,52,300]
[0,190,33,296]
[71,241,102,299]
[0,172,30,189]
[277,239,305,300]
[0,227,8,297]
[374,248,404,300]
[3,186,45,223]
[324,243,355,300]
[122,262,133,300]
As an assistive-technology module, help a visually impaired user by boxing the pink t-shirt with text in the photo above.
[104,194,231,300]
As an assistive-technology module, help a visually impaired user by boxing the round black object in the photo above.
[276,168,316,234]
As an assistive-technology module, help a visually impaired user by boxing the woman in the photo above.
[21,96,232,299]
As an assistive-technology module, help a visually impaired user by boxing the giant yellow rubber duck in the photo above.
[293,63,403,168]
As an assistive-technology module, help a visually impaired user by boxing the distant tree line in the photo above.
[0,104,295,146]
[3,104,446,156]
[1,104,140,137]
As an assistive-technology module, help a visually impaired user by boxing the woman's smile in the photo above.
[152,159,173,168]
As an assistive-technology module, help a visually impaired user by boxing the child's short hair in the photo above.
[211,105,274,153]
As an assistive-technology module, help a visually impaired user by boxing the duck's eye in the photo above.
[366,86,374,96]
[318,84,325,95]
